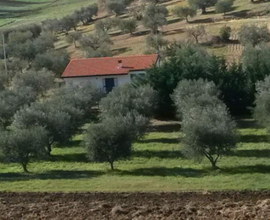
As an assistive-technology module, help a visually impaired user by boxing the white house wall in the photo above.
[63,70,146,90]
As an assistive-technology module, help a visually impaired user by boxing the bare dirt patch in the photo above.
[0,191,270,219]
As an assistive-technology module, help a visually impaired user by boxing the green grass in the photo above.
[1,118,270,192]
[0,0,95,28]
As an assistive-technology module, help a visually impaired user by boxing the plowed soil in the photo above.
[1,191,270,219]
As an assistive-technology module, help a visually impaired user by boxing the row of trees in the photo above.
[173,0,234,23]
[0,65,101,172]
[42,4,98,34]
[0,26,70,77]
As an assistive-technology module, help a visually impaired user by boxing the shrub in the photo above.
[219,25,231,42]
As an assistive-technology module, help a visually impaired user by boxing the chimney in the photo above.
[118,59,122,69]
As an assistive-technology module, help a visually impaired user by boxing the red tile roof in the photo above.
[61,54,159,78]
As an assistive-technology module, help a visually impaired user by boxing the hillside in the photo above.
[1,0,270,59]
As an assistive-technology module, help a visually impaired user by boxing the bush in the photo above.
[219,25,231,42]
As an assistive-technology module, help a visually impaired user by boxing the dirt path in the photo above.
[0,191,270,219]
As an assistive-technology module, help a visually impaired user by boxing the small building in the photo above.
[61,54,159,92]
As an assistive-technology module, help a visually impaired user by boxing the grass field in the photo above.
[0,0,95,27]
[0,118,270,192]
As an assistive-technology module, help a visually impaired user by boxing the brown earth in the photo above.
[1,191,270,219]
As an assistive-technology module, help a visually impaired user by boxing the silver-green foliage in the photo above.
[100,84,158,119]
[254,76,270,131]
[83,113,148,170]
[173,79,237,168]
[0,126,48,172]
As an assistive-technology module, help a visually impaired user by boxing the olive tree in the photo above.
[241,44,270,86]
[66,31,82,47]
[11,102,76,156]
[239,24,270,46]
[146,34,168,53]
[173,6,197,23]
[33,50,70,77]
[8,31,34,44]
[74,4,98,25]
[181,102,237,169]
[95,18,119,35]
[254,76,270,130]
[100,84,158,119]
[173,79,237,168]
[215,0,233,15]
[188,0,218,14]
[12,69,54,97]
[106,0,127,16]
[142,3,168,34]
[0,126,48,172]
[119,19,137,35]
[172,79,219,118]
[83,113,148,170]
[186,25,206,43]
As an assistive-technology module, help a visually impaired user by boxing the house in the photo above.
[61,54,160,92]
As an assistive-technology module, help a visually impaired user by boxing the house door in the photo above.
[104,78,115,92]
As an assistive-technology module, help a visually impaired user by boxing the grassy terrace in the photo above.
[0,118,270,192]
